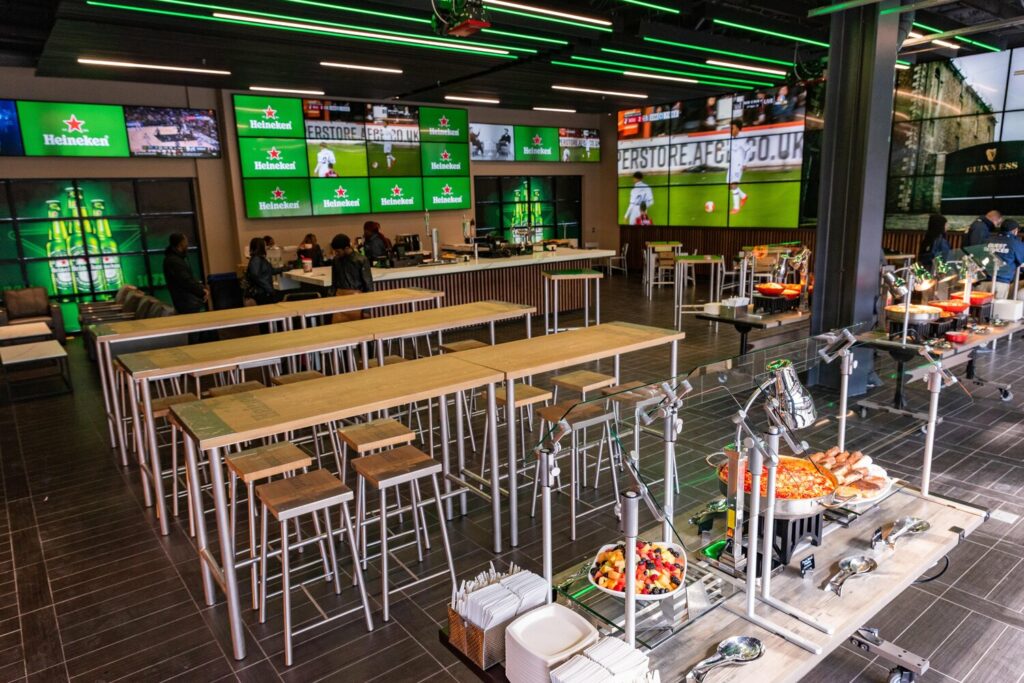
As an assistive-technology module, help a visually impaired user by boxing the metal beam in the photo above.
[879,0,960,16]
[808,0,882,19]
[902,15,1024,46]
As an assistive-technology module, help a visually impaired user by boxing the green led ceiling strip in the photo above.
[643,36,793,67]
[911,21,1001,52]
[484,5,613,31]
[551,60,622,75]
[104,0,533,54]
[480,28,568,45]
[620,0,680,14]
[573,55,774,87]
[713,18,829,49]
[552,59,772,89]
[278,0,430,24]
[86,1,518,58]
[897,59,910,66]
[598,49,781,83]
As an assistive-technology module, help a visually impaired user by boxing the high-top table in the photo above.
[119,300,533,535]
[451,321,685,547]
[93,288,443,466]
[170,355,505,660]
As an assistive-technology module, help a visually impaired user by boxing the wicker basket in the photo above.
[447,605,510,670]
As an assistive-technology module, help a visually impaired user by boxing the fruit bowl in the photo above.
[588,540,686,602]
[931,300,970,314]
[755,283,785,296]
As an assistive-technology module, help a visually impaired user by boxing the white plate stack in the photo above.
[550,637,654,683]
[504,603,599,683]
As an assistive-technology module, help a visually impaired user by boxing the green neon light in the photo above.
[643,36,793,67]
[897,59,910,66]
[86,1,517,58]
[551,60,623,75]
[911,21,1001,52]
[98,0,532,55]
[552,60,771,90]
[620,0,680,14]
[597,50,779,85]
[485,6,613,32]
[480,28,568,45]
[280,0,429,24]
[713,18,829,49]
[574,55,773,88]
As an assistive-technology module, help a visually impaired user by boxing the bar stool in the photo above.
[439,339,488,353]
[439,339,488,452]
[187,365,239,398]
[145,392,197,522]
[542,269,602,334]
[207,380,266,398]
[481,383,552,474]
[367,354,408,368]
[351,445,456,622]
[226,442,313,609]
[335,418,415,483]
[532,400,619,540]
[257,469,374,666]
[552,370,616,486]
[271,370,324,386]
[601,381,680,494]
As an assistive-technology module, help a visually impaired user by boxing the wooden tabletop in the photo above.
[644,488,985,682]
[696,308,811,330]
[857,320,1024,360]
[0,340,67,365]
[0,322,53,341]
[676,254,724,263]
[282,287,443,318]
[117,301,533,380]
[450,321,685,380]
[171,355,503,450]
[541,269,603,281]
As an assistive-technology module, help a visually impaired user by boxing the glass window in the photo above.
[9,180,76,220]
[0,262,24,293]
[474,177,500,204]
[554,176,581,203]
[890,121,920,177]
[0,223,19,261]
[137,179,194,214]
[76,180,137,217]
[142,215,199,251]
[916,114,1002,176]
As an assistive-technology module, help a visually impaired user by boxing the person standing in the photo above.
[918,214,952,270]
[362,221,391,262]
[330,234,374,294]
[624,171,654,225]
[245,236,283,305]
[965,209,1002,247]
[313,142,335,178]
[980,219,1024,299]
[162,233,206,314]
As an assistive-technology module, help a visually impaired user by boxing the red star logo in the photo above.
[271,187,285,199]
[440,149,451,161]
[334,186,347,198]
[262,105,277,120]
[391,185,403,196]
[532,134,542,145]
[439,115,449,127]
[442,184,453,195]
[63,115,86,133]
[267,147,282,160]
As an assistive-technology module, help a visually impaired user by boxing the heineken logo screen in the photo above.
[310,178,369,215]
[233,95,304,138]
[17,101,130,157]
[243,179,311,218]
[424,177,470,210]
[514,126,559,162]
[419,107,468,142]
[369,177,423,213]
[421,142,468,176]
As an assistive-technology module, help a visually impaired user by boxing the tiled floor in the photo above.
[0,274,1022,682]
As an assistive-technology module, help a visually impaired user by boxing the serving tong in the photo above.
[871,517,930,550]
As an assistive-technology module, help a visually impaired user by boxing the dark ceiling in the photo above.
[3,0,1024,112]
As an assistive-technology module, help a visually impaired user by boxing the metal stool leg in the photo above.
[281,518,293,666]
[341,500,374,631]
[380,487,390,622]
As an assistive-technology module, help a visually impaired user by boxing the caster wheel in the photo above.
[888,667,915,683]
[919,424,928,435]
[1001,389,1013,402]
[859,408,869,419]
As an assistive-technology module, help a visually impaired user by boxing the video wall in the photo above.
[233,95,471,218]
[469,124,601,163]
[0,99,220,158]
[0,178,203,331]
[616,84,807,228]
[886,49,1024,230]
[474,176,582,242]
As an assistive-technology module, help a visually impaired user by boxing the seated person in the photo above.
[245,236,284,304]
[330,233,374,294]
[297,232,326,267]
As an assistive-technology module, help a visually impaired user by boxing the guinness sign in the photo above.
[942,142,1024,215]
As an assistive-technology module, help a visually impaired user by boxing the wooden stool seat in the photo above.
[602,381,660,406]
[146,392,197,418]
[535,400,613,427]
[207,380,266,398]
[256,468,352,521]
[351,445,440,489]
[190,365,237,378]
[271,370,324,386]
[551,370,616,394]
[226,442,312,485]
[440,339,489,353]
[493,383,553,409]
[338,419,415,454]
[367,355,408,368]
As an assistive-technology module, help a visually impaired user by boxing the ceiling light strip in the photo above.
[931,39,959,50]
[600,48,781,82]
[77,57,231,74]
[485,0,611,25]
[705,59,788,76]
[483,6,612,31]
[552,84,647,99]
[642,36,793,67]
[445,95,500,104]
[533,106,576,112]
[620,0,680,14]
[712,18,829,49]
[320,61,402,74]
[279,0,431,25]
[250,85,325,95]
[479,28,568,45]
[552,60,772,91]
[625,71,696,84]
[579,55,774,87]
[912,21,1001,52]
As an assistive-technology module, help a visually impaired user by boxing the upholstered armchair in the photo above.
[0,287,66,344]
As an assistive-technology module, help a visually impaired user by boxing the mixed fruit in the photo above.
[590,541,685,596]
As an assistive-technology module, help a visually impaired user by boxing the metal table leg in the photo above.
[125,376,153,508]
[207,445,246,659]
[183,436,215,605]
[141,379,170,535]
[506,379,518,547]
[486,382,502,553]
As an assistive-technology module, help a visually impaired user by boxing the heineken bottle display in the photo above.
[45,200,75,295]
[64,186,104,292]
[91,199,123,289]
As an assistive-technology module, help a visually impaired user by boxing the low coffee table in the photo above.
[0,340,72,400]
[0,322,53,345]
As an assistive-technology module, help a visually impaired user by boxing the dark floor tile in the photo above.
[953,547,1020,597]
[802,644,873,683]
[963,625,1024,683]
[14,563,50,613]
[927,612,1007,680]
[19,609,62,675]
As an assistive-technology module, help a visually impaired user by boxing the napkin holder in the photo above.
[447,605,510,670]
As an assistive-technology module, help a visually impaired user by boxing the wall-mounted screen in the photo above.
[470,123,600,163]
[474,175,582,242]
[17,101,130,158]
[124,106,220,158]
[234,95,470,218]
[0,100,23,157]
[617,84,806,228]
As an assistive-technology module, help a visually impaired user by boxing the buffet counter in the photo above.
[280,248,615,309]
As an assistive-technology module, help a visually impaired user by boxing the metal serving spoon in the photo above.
[685,636,765,682]
[871,517,930,550]
[827,555,877,597]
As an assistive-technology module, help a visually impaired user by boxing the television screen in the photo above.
[17,101,129,158]
[0,100,23,157]
[124,106,220,158]
[469,123,514,161]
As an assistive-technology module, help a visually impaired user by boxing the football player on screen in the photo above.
[728,119,755,215]
[314,142,335,178]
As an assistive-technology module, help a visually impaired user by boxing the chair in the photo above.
[0,287,66,344]
[608,243,628,276]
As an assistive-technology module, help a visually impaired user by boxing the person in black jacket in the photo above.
[362,221,391,262]
[163,233,206,314]
[965,210,1002,247]
[245,237,284,304]
[330,234,374,293]
[297,233,326,267]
